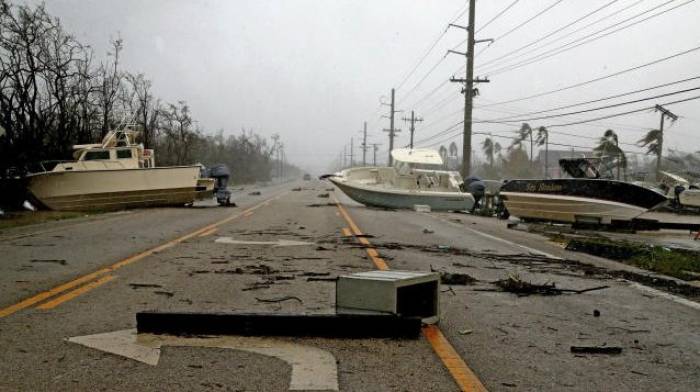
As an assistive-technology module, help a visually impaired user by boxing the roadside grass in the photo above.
[565,237,700,281]
[0,211,88,231]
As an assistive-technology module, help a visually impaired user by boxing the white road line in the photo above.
[68,329,339,391]
[428,214,562,259]
[629,283,700,311]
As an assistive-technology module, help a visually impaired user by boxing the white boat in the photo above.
[27,130,212,211]
[326,148,474,211]
[500,158,669,224]
[658,171,700,209]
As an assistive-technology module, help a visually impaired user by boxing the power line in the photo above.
[483,0,693,76]
[476,0,522,34]
[491,76,700,120]
[395,2,469,91]
[494,0,566,42]
[476,0,622,69]
[477,86,700,124]
[479,44,700,108]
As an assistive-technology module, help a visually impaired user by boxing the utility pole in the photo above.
[370,143,381,166]
[350,137,354,167]
[343,145,347,168]
[448,1,492,178]
[402,110,423,149]
[361,121,368,166]
[654,104,678,181]
[382,88,401,166]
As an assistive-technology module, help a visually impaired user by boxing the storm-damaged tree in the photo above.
[96,37,123,138]
[510,123,534,165]
[638,128,665,180]
[438,145,448,169]
[535,126,549,179]
[158,100,195,165]
[126,72,158,148]
[595,129,627,180]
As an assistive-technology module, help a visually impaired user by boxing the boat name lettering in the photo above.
[526,183,564,192]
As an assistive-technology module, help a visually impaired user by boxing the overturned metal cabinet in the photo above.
[336,270,440,324]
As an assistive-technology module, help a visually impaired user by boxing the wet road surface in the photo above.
[1,180,698,391]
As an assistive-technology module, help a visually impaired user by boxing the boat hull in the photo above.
[27,166,201,211]
[330,178,474,211]
[500,179,668,224]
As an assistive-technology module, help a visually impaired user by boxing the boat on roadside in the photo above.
[499,158,669,224]
[658,171,700,210]
[325,148,474,211]
[26,129,213,211]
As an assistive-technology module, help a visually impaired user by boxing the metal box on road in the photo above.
[336,270,440,324]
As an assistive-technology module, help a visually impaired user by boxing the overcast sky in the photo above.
[30,0,700,172]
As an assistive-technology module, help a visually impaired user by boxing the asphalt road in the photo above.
[1,180,698,391]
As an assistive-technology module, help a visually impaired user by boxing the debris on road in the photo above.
[242,280,274,291]
[248,191,261,196]
[317,193,330,198]
[307,277,338,282]
[306,202,336,207]
[255,296,303,304]
[436,270,477,285]
[594,309,601,317]
[29,259,67,265]
[459,329,473,335]
[129,283,163,289]
[291,187,302,191]
[422,228,434,234]
[494,273,609,297]
[154,291,174,297]
[570,346,623,355]
[414,204,431,213]
[300,271,331,277]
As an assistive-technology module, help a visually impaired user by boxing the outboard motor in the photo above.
[209,164,233,206]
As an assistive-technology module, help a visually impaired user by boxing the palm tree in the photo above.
[438,145,448,169]
[638,129,663,180]
[535,126,549,178]
[595,129,627,180]
[510,123,533,164]
[482,137,495,167]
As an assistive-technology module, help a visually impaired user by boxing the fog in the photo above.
[33,0,700,173]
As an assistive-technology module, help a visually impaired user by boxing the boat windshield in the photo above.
[394,160,443,175]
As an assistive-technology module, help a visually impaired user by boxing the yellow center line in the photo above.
[243,211,254,217]
[37,275,116,310]
[341,227,352,237]
[198,227,218,237]
[0,191,287,318]
[332,195,487,391]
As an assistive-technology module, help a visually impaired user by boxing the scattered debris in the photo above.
[30,259,66,265]
[431,267,477,285]
[422,228,434,234]
[248,191,261,196]
[291,187,302,191]
[242,280,274,291]
[300,272,331,277]
[315,246,331,251]
[154,291,174,297]
[501,382,517,388]
[458,329,473,335]
[441,287,456,296]
[274,275,296,281]
[593,309,601,317]
[255,296,303,304]
[306,203,336,208]
[570,346,623,355]
[494,274,609,297]
[317,193,330,198]
[325,188,334,191]
[307,277,337,282]
[129,283,163,289]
